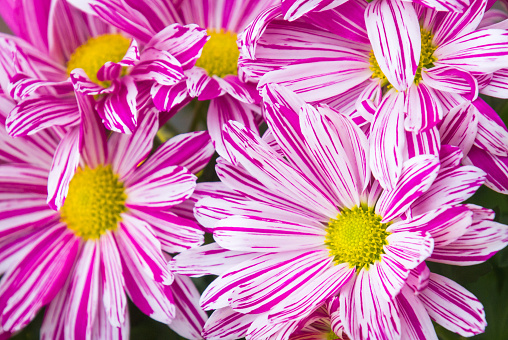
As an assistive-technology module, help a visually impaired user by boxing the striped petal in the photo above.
[301,103,370,208]
[430,219,508,265]
[0,226,79,332]
[223,120,337,217]
[422,66,478,101]
[419,273,486,336]
[281,0,348,20]
[404,83,443,132]
[464,146,508,194]
[64,240,100,340]
[370,90,406,189]
[6,96,79,137]
[376,155,440,222]
[397,285,438,340]
[47,126,81,210]
[108,111,158,180]
[411,165,486,215]
[96,77,138,133]
[413,0,469,11]
[366,0,421,91]
[130,47,184,86]
[167,274,207,339]
[170,243,258,277]
[99,231,126,327]
[207,95,258,162]
[439,102,478,156]
[203,307,256,340]
[115,214,173,284]
[435,29,508,73]
[481,68,508,98]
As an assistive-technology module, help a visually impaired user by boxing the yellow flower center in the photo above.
[369,28,437,86]
[66,34,131,87]
[60,165,127,240]
[194,29,239,78]
[325,206,390,270]
[327,330,340,340]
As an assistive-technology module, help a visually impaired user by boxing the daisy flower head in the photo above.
[240,0,508,189]
[172,84,508,340]
[0,91,214,339]
[0,0,191,135]
[70,0,278,158]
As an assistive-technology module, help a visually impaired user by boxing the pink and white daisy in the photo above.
[240,0,508,189]
[71,0,277,157]
[172,84,508,339]
[280,0,472,22]
[0,90,213,338]
[0,0,193,135]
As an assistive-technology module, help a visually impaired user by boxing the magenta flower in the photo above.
[0,92,214,338]
[0,0,191,134]
[72,0,277,156]
[171,84,508,339]
[240,0,508,190]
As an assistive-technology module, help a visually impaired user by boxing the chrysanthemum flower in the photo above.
[71,0,277,156]
[240,0,508,189]
[0,0,193,135]
[171,84,508,340]
[0,91,213,338]
[280,0,471,21]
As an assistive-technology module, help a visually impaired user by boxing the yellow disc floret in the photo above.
[369,28,437,86]
[325,206,390,270]
[195,29,239,78]
[66,33,131,87]
[61,165,127,240]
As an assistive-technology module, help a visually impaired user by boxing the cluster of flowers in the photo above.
[1,0,508,339]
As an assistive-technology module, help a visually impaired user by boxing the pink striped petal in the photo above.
[340,269,402,340]
[404,83,443,132]
[439,102,478,156]
[475,102,508,157]
[121,248,175,324]
[432,0,487,45]
[108,111,158,180]
[64,240,100,340]
[420,273,486,336]
[96,77,138,133]
[414,0,469,11]
[207,95,259,162]
[185,67,222,100]
[99,231,126,327]
[370,90,406,189]
[129,208,204,253]
[170,243,258,277]
[115,214,173,284]
[168,274,207,339]
[376,155,440,222]
[47,126,81,210]
[411,165,486,215]
[0,226,78,332]
[300,102,369,208]
[397,285,438,340]
[464,146,508,194]
[389,205,472,247]
[75,90,108,168]
[430,219,508,265]
[6,96,79,137]
[213,215,325,252]
[435,29,508,73]
[134,130,213,175]
[226,250,333,314]
[223,120,337,217]
[366,0,421,91]
[203,307,256,340]
[481,68,508,98]
[131,47,184,86]
[281,0,348,20]
[125,165,196,210]
[422,66,478,100]
[151,81,190,111]
[218,75,261,104]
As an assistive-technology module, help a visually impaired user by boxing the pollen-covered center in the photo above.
[325,206,390,270]
[60,165,127,240]
[369,28,437,86]
[194,29,239,78]
[66,33,131,86]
